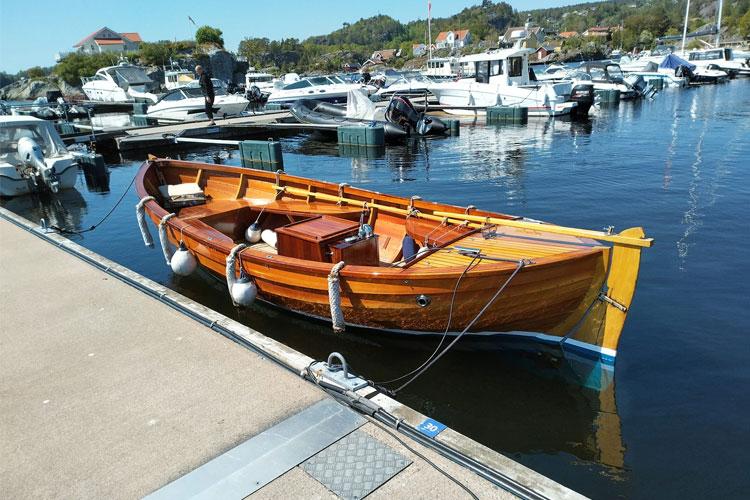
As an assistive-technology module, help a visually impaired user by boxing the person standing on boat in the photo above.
[195,65,215,126]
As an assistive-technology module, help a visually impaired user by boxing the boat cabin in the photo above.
[81,63,152,89]
[164,68,194,90]
[687,48,733,62]
[579,62,626,84]
[424,58,459,77]
[153,83,228,104]
[459,48,533,86]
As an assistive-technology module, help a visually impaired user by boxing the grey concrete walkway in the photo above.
[0,214,582,499]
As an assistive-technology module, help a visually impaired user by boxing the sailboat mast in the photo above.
[428,0,433,60]
[681,0,691,53]
[715,0,723,46]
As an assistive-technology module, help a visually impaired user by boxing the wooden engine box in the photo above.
[330,235,380,266]
[276,216,360,262]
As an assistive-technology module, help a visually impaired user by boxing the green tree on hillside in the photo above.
[196,26,224,47]
[54,53,119,86]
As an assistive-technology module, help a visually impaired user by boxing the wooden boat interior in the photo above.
[143,160,607,269]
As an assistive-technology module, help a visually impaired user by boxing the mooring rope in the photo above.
[384,258,528,395]
[328,261,346,333]
[157,213,176,265]
[225,244,247,301]
[52,169,139,235]
[135,196,155,247]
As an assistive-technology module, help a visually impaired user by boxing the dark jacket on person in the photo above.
[199,73,215,100]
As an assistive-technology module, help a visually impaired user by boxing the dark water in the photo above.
[3,82,749,499]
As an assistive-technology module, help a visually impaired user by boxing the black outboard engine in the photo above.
[675,65,695,81]
[569,83,594,119]
[384,96,447,136]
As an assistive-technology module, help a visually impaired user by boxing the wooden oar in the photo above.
[433,211,653,248]
[273,185,653,248]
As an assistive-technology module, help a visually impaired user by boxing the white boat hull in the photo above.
[0,158,77,197]
[147,96,249,122]
[429,81,575,117]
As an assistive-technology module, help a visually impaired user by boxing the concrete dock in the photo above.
[0,209,584,500]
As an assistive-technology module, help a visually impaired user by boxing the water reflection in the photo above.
[2,188,87,231]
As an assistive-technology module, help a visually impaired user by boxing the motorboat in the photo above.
[677,47,750,77]
[135,158,653,364]
[659,54,728,84]
[289,89,447,139]
[370,71,432,100]
[427,48,580,117]
[81,60,159,103]
[534,64,569,81]
[244,67,275,92]
[265,75,372,106]
[146,85,248,123]
[423,57,460,77]
[0,116,77,196]
[164,65,194,90]
[568,62,653,100]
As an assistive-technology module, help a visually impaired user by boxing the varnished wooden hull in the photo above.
[136,158,650,364]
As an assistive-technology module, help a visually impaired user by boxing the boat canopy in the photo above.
[0,117,67,160]
[659,54,696,71]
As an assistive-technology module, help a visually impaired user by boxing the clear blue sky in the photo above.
[0,0,583,73]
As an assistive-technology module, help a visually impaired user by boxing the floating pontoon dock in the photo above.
[0,207,584,499]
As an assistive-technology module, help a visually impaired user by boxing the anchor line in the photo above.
[377,256,527,395]
[50,170,138,235]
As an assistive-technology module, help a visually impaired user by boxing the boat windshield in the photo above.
[182,86,227,97]
[606,65,625,80]
[0,121,67,161]
[111,66,152,85]
[248,75,273,83]
[308,77,333,86]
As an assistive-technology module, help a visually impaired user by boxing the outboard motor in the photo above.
[569,83,594,118]
[675,65,695,81]
[17,137,59,192]
[384,96,447,137]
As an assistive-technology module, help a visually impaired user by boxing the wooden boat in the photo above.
[135,158,653,364]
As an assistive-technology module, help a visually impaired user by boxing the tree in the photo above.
[26,67,46,79]
[54,52,119,86]
[739,10,750,38]
[195,26,224,47]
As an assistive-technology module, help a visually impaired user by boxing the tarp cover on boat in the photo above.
[345,89,376,120]
[659,54,696,71]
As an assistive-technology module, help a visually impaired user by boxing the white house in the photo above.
[435,30,472,50]
[73,27,142,54]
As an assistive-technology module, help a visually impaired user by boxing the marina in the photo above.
[2,1,749,498]
[2,78,748,498]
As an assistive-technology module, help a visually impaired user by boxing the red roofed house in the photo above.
[435,30,472,50]
[559,31,579,39]
[73,27,143,54]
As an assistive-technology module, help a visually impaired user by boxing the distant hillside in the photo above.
[237,0,749,72]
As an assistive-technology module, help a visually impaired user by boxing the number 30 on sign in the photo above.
[417,418,447,438]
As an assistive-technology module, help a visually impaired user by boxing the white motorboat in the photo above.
[427,48,578,117]
[146,85,248,123]
[677,48,750,77]
[245,67,275,92]
[371,71,432,99]
[164,65,194,90]
[534,64,570,81]
[0,116,77,197]
[567,62,652,100]
[265,75,371,106]
[81,60,159,103]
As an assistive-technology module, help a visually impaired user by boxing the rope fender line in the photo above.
[135,196,156,247]
[328,261,346,333]
[225,244,248,305]
[157,213,176,266]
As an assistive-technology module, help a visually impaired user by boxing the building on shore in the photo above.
[73,27,142,55]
